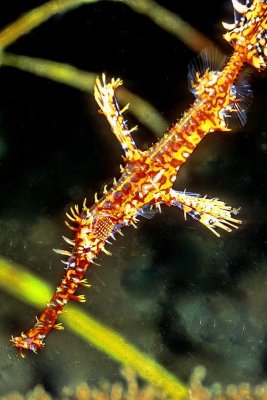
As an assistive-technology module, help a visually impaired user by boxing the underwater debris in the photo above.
[0,368,163,400]
[2,368,267,400]
[190,366,267,400]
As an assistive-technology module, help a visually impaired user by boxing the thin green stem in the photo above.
[0,256,189,400]
[2,52,168,137]
[65,308,188,400]
[0,0,214,138]
[0,0,99,49]
[120,0,215,53]
[0,0,214,53]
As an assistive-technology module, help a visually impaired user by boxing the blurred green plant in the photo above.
[0,0,215,138]
[1,52,168,137]
[0,0,213,51]
[0,256,188,400]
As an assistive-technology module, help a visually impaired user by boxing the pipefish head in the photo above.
[223,0,267,70]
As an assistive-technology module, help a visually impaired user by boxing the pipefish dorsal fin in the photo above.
[188,47,228,96]
[188,47,253,129]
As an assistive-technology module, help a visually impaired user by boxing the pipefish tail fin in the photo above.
[223,0,267,70]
